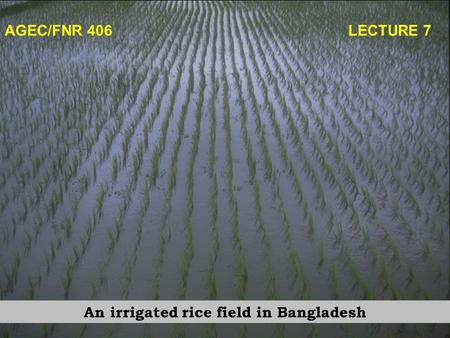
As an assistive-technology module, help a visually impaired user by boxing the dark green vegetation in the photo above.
[0,1,448,337]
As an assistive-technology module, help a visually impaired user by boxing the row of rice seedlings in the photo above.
[145,14,199,190]
[140,72,162,151]
[0,110,44,191]
[220,9,247,299]
[152,12,204,299]
[23,230,33,256]
[243,34,310,213]
[45,181,64,221]
[24,273,40,300]
[97,127,116,165]
[273,180,310,299]
[121,142,164,296]
[359,225,379,267]
[234,17,278,186]
[119,61,162,171]
[178,5,209,300]
[344,130,395,199]
[369,218,426,298]
[111,154,121,184]
[0,23,109,206]
[144,4,206,336]
[229,11,281,300]
[328,259,339,299]
[205,3,220,304]
[378,258,402,300]
[338,236,373,300]
[130,142,144,190]
[3,95,119,255]
[34,76,121,272]
[268,21,428,292]
[91,5,195,302]
[27,130,119,293]
[311,43,436,234]
[114,158,151,294]
[359,187,377,218]
[264,9,378,186]
[102,8,195,298]
[236,8,322,300]
[389,200,413,240]
[0,250,20,297]
[61,257,74,299]
[92,191,131,297]
[2,143,77,243]
[58,182,109,298]
[54,12,185,298]
[106,190,130,254]
[20,1,171,302]
[10,42,128,240]
[240,9,327,219]
[253,11,390,302]
[43,237,62,277]
[0,146,20,190]
[119,69,148,191]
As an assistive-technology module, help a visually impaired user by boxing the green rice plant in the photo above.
[32,156,42,176]
[122,126,134,165]
[421,240,430,260]
[333,223,344,248]
[63,217,72,239]
[111,154,120,183]
[360,187,376,217]
[387,237,400,265]
[91,159,98,184]
[131,142,144,188]
[235,251,248,300]
[204,325,218,338]
[71,195,80,220]
[25,276,34,300]
[406,264,416,287]
[11,216,17,238]
[80,221,93,254]
[149,142,162,186]
[94,185,107,220]
[379,259,399,300]
[317,240,324,269]
[416,284,430,300]
[2,251,20,294]
[347,256,372,300]
[44,250,51,276]
[23,230,32,255]
[121,257,133,299]
[307,214,314,236]
[328,259,338,299]
[72,245,81,265]
[61,257,74,299]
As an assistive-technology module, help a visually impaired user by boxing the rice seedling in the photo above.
[25,276,34,300]
[23,230,32,255]
[2,251,20,294]
[61,257,74,299]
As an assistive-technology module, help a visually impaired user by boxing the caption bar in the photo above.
[0,301,449,323]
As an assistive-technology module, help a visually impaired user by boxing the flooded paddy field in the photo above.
[0,1,448,337]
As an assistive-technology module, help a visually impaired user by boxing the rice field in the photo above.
[0,1,448,338]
